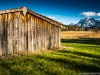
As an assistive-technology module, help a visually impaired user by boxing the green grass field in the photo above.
[0,38,100,75]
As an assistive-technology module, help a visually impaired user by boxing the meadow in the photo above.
[0,38,100,75]
[61,31,100,39]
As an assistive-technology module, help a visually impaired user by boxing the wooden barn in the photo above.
[0,7,64,56]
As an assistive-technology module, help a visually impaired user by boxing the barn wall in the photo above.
[0,11,60,56]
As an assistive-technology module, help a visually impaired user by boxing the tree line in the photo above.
[62,25,100,33]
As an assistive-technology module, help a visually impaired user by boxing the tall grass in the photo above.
[0,38,100,75]
[61,31,100,39]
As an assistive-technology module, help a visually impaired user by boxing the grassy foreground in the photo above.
[0,38,100,75]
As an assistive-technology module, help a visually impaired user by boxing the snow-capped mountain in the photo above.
[77,18,100,28]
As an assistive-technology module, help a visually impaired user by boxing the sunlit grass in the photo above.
[0,38,100,75]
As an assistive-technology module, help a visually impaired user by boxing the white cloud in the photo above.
[48,16,56,19]
[97,12,100,16]
[80,11,96,17]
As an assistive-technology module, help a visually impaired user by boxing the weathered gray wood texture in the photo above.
[0,7,62,56]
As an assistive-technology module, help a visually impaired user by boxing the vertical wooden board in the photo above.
[0,15,2,56]
[54,26,56,48]
[53,26,55,48]
[18,12,22,54]
[5,14,8,55]
[58,28,60,47]
[50,24,52,49]
[1,14,7,55]
[7,13,13,55]
[11,13,14,54]
[38,17,41,50]
[41,19,45,50]
[40,19,43,50]
[22,13,26,54]
[20,12,25,54]
[13,13,15,54]
[1,14,5,55]
[45,21,48,49]
[30,15,32,52]
[52,25,55,49]
[50,24,53,49]
[41,19,44,50]
[37,17,40,51]
[37,17,40,50]
[13,12,17,54]
[35,17,38,51]
[24,13,28,53]
[7,13,10,55]
[11,13,14,55]
[57,28,59,48]
[47,22,49,49]
[48,23,50,49]
[44,21,46,49]
[55,27,58,48]
[44,21,47,49]
[27,13,31,53]
[52,24,54,49]
[26,14,28,52]
[35,17,39,51]
[40,19,44,50]
[22,13,24,54]
[20,12,22,54]
[46,22,48,49]
[47,22,50,49]
[48,22,50,49]
[50,23,53,49]
[55,27,57,48]
[37,17,41,50]
[16,12,20,54]
[33,16,35,51]
[34,16,36,51]
[31,15,34,52]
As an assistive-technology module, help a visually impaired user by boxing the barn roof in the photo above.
[0,7,65,28]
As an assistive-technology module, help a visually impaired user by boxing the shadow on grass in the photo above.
[36,53,100,73]
[57,50,100,59]
[56,50,100,66]
[61,38,100,45]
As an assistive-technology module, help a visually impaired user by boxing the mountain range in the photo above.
[77,18,100,28]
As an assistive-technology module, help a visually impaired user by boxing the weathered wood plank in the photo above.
[18,12,22,54]
[1,14,8,55]
[27,13,31,53]
[7,13,13,55]
[21,12,25,54]
[24,12,27,54]
[58,28,60,47]
[16,12,20,54]
[30,15,32,52]
[35,17,39,51]
[5,14,8,55]
[0,15,2,56]
[34,16,37,51]
[31,15,34,52]
[13,12,18,54]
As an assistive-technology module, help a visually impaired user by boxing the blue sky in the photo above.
[0,0,100,24]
